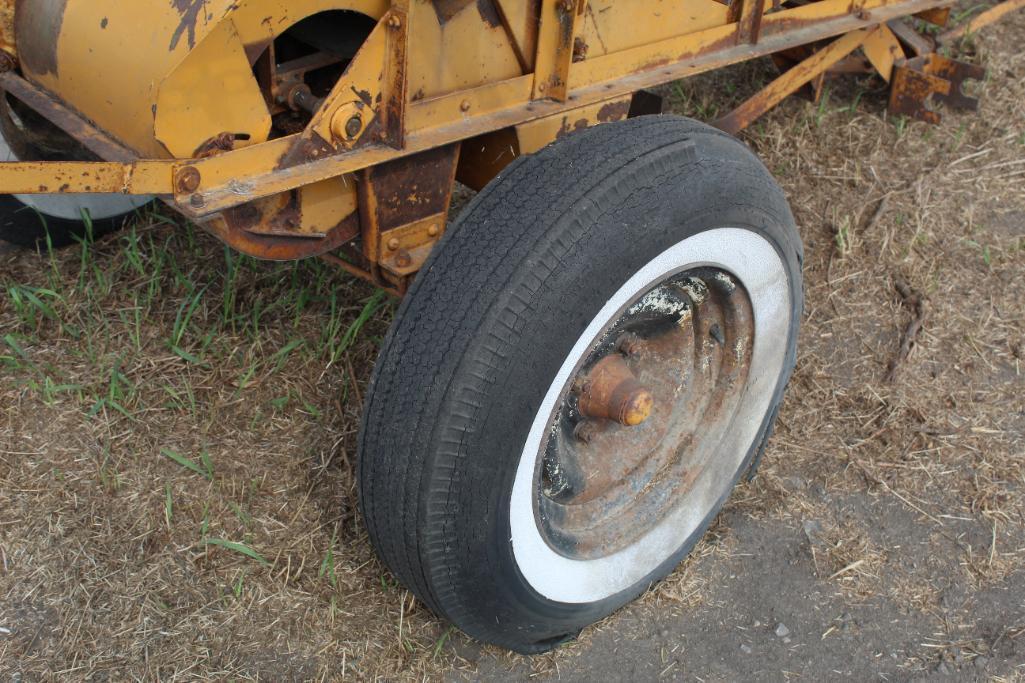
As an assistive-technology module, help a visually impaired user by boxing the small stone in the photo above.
[660,629,670,638]
[753,620,761,627]
[775,623,791,638]
[802,520,823,542]
[740,644,753,655]
[782,637,791,644]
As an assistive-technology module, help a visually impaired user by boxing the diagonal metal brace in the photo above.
[889,53,986,125]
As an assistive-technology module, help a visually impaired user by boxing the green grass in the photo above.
[0,214,394,434]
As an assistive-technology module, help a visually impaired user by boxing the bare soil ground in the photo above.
[2,13,1024,682]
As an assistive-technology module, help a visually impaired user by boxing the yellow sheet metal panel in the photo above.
[407,0,524,100]
[0,0,13,55]
[155,19,272,158]
[13,0,388,157]
[578,0,729,59]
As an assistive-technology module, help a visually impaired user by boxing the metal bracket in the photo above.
[889,53,985,124]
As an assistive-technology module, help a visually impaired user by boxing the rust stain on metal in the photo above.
[888,53,984,125]
[572,36,588,62]
[596,99,630,123]
[170,0,208,51]
[216,203,360,261]
[14,0,67,76]
[538,269,755,559]
[577,355,655,426]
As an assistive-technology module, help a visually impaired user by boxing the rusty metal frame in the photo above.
[0,0,1021,287]
[0,0,968,205]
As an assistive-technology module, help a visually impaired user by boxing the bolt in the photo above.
[394,249,413,268]
[571,377,591,395]
[460,99,471,112]
[387,237,401,251]
[190,193,206,209]
[559,0,576,13]
[574,421,598,444]
[427,224,440,237]
[176,166,202,194]
[617,333,644,357]
[344,114,364,139]
[538,82,547,93]
[387,15,402,29]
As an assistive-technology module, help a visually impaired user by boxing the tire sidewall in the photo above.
[427,129,803,650]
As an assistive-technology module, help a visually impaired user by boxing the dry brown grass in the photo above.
[2,10,1024,681]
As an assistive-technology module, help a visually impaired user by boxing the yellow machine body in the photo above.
[0,0,1017,291]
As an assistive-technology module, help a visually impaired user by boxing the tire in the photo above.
[358,115,804,653]
[0,93,150,248]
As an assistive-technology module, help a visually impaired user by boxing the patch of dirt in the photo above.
[2,10,1024,682]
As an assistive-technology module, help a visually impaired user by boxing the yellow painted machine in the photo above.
[1,0,1020,653]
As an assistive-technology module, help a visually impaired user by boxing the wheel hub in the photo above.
[537,267,755,560]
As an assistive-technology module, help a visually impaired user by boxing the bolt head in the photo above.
[177,167,201,194]
[460,99,472,112]
[394,250,413,268]
[427,224,440,237]
[617,333,644,357]
[574,421,597,444]
[387,15,402,28]
[387,237,401,251]
[190,193,206,209]
[344,114,364,139]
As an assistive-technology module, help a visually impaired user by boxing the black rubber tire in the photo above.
[357,115,804,653]
[0,195,138,249]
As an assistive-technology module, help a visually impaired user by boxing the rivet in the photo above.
[387,237,401,251]
[427,224,440,237]
[460,100,472,112]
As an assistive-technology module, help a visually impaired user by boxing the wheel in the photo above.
[358,115,803,653]
[0,93,150,248]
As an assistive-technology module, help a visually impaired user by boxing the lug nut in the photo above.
[574,421,598,444]
[617,333,644,357]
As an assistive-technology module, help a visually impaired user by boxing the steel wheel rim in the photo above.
[510,227,792,604]
[536,266,756,560]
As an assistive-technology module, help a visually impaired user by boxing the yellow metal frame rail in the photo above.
[0,0,1015,222]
